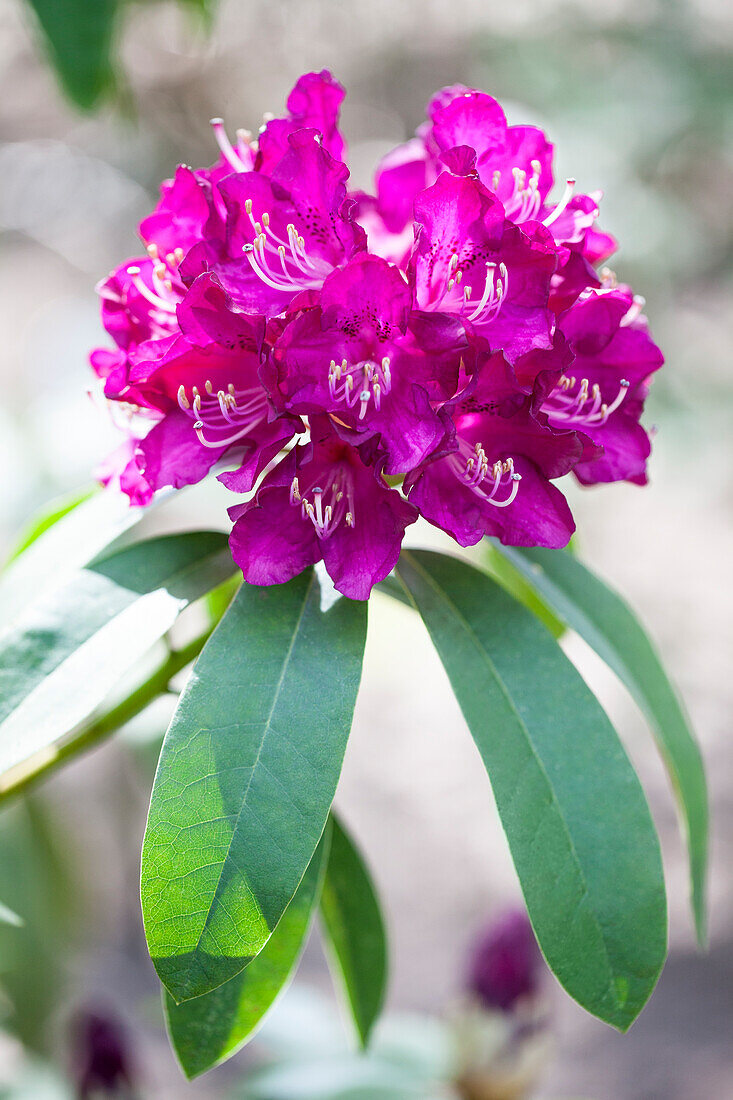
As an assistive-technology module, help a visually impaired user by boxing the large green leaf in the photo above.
[494,543,708,945]
[25,0,119,110]
[165,823,331,1079]
[320,814,387,1048]
[3,485,97,567]
[0,531,234,790]
[0,488,146,628]
[483,543,565,638]
[395,550,667,1031]
[141,569,367,1003]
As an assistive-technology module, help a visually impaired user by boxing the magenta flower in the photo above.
[543,288,663,485]
[266,253,466,472]
[357,83,615,289]
[467,908,542,1013]
[405,351,581,548]
[90,72,664,600]
[96,277,297,500]
[181,129,365,317]
[228,418,417,600]
[410,170,556,363]
[94,163,222,363]
[257,69,347,172]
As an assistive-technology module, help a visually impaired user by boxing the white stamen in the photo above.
[293,468,355,538]
[126,267,177,314]
[210,117,249,172]
[178,380,268,447]
[543,178,576,227]
[449,442,521,507]
[544,374,631,427]
[327,357,393,417]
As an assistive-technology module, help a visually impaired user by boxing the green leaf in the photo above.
[165,823,331,1079]
[0,488,147,627]
[0,531,235,791]
[483,543,565,639]
[141,569,367,1004]
[4,485,97,567]
[494,543,708,946]
[375,574,412,607]
[320,814,387,1047]
[395,550,667,1031]
[25,0,119,110]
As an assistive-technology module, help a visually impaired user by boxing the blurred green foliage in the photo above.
[24,0,215,110]
[0,799,77,1051]
[25,0,119,110]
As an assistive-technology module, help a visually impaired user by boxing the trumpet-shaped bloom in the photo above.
[266,253,465,472]
[181,129,365,317]
[405,354,582,548]
[358,84,616,288]
[229,420,417,600]
[543,288,663,484]
[411,171,556,362]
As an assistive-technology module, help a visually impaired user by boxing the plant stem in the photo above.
[0,629,212,805]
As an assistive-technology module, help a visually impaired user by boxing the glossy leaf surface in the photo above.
[166,824,331,1078]
[0,488,147,628]
[0,531,234,791]
[141,569,367,1003]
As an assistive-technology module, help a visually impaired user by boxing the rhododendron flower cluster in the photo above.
[91,72,663,600]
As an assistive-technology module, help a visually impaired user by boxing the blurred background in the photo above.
[1,0,732,1096]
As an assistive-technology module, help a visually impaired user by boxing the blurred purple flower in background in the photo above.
[453,909,549,1100]
[467,907,541,1013]
[71,1008,136,1099]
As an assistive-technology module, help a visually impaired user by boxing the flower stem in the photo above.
[0,628,212,806]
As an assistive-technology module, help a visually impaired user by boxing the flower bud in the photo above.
[71,1008,135,1098]
[467,908,540,1013]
